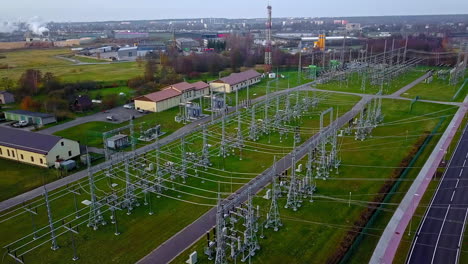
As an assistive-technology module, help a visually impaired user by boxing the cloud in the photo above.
[0,21,19,33]
[27,16,49,35]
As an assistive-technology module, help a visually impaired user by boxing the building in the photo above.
[210,70,262,93]
[176,38,200,51]
[117,46,138,61]
[0,91,15,104]
[134,81,210,112]
[0,127,80,167]
[106,134,129,149]
[72,95,93,112]
[346,23,361,31]
[114,32,149,39]
[4,110,56,127]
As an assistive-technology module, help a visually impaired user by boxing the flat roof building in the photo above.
[4,109,57,127]
[0,127,80,167]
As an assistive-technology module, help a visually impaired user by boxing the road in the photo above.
[137,96,371,264]
[407,124,468,264]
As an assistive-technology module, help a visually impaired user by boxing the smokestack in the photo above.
[264,4,272,73]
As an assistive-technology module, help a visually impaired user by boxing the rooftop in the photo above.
[0,127,62,155]
[135,81,209,103]
[218,70,261,86]
[4,109,54,119]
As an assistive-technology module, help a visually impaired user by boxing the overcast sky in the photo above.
[1,0,468,22]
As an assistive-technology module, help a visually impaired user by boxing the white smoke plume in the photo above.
[27,17,49,35]
[0,17,49,35]
[0,21,19,33]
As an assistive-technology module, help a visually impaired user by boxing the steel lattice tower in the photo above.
[265,158,282,231]
[285,147,301,211]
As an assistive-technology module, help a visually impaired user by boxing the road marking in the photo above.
[463,159,466,167]
[455,208,468,264]
[460,169,464,177]
[431,204,451,264]
[456,179,460,188]
[451,190,456,202]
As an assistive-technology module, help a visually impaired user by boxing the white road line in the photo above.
[455,208,468,264]
[460,169,464,177]
[456,179,460,188]
[431,204,451,264]
[466,152,468,159]
[463,159,466,167]
[451,190,456,202]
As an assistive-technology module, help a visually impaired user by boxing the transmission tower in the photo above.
[219,115,229,158]
[249,105,259,141]
[87,156,106,230]
[181,137,188,183]
[235,113,244,160]
[285,146,301,211]
[265,158,282,231]
[241,191,260,262]
[44,187,59,250]
[123,159,139,215]
[214,199,227,264]
[201,126,211,170]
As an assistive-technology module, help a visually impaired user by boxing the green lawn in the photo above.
[0,159,61,202]
[73,56,111,63]
[401,75,468,102]
[169,99,456,264]
[87,86,135,99]
[0,48,72,69]
[316,69,427,95]
[54,107,184,147]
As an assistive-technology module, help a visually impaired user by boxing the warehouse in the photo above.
[117,46,138,61]
[210,69,262,93]
[0,127,80,167]
[134,81,209,112]
[4,109,56,127]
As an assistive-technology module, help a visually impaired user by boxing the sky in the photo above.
[1,0,468,22]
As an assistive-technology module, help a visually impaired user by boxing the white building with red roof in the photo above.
[210,69,262,93]
[134,81,210,112]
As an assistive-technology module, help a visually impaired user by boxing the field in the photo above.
[54,107,184,147]
[0,159,59,202]
[401,74,468,102]
[172,99,457,264]
[316,69,427,95]
[0,92,363,264]
[0,48,142,83]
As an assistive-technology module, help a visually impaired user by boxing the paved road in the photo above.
[38,106,146,135]
[137,97,371,264]
[407,124,468,264]
[392,71,432,97]
[0,81,317,212]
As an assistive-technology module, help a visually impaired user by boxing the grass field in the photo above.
[0,159,60,202]
[0,48,142,83]
[316,69,427,95]
[171,99,457,264]
[87,86,135,99]
[401,75,468,102]
[54,107,184,147]
[0,92,361,264]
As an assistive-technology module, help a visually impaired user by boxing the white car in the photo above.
[106,115,115,121]
[123,104,134,109]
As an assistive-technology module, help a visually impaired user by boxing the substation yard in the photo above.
[172,99,457,264]
[0,90,363,264]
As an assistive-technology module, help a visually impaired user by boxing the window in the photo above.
[31,156,34,162]
[0,148,2,155]
[56,155,60,160]
[61,142,64,146]
[7,149,10,156]
[68,151,72,157]
[20,154,23,160]
[11,151,14,158]
[39,159,43,164]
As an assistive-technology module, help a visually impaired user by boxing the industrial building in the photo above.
[0,127,80,167]
[114,32,149,39]
[0,91,15,104]
[4,109,56,127]
[176,38,200,51]
[210,69,262,93]
[106,134,130,149]
[134,81,209,112]
[117,46,138,60]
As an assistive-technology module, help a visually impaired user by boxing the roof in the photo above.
[192,81,210,90]
[119,46,138,51]
[107,134,128,141]
[136,89,180,103]
[75,95,92,106]
[0,127,62,155]
[218,70,261,86]
[4,109,54,119]
[135,81,209,103]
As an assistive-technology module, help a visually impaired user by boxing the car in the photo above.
[106,115,115,121]
[138,109,148,114]
[13,120,28,128]
[123,104,134,109]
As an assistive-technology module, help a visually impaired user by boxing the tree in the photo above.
[102,94,119,109]
[0,77,14,90]
[20,96,41,111]
[18,69,42,95]
[136,56,144,67]
[42,72,61,92]
[144,54,158,82]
